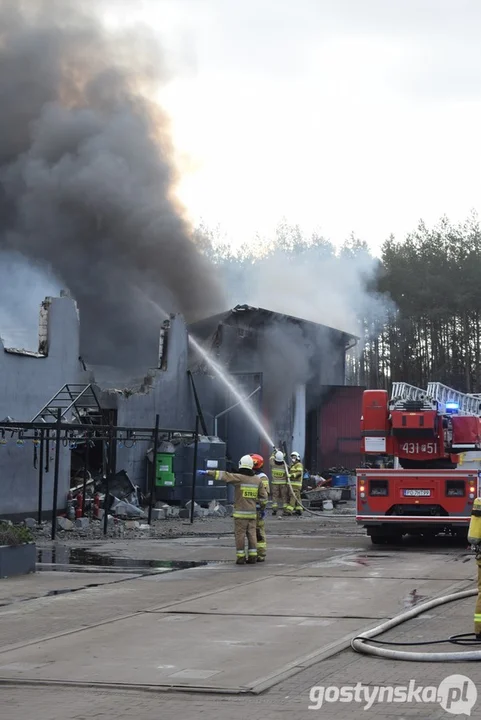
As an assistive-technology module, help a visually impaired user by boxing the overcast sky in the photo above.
[3,0,481,349]
[109,0,481,251]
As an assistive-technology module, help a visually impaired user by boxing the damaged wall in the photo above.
[189,306,351,462]
[0,296,83,518]
[0,302,196,515]
[100,314,194,488]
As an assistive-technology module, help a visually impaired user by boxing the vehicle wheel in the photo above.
[370,535,388,545]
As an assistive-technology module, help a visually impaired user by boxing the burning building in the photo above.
[189,304,364,473]
[0,297,363,518]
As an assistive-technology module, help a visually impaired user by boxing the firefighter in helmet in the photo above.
[199,455,268,564]
[285,451,304,516]
[251,453,269,561]
[270,449,289,516]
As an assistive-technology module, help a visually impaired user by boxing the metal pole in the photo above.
[103,425,113,536]
[82,436,90,516]
[148,414,160,525]
[51,409,62,541]
[45,429,50,474]
[190,416,200,524]
[37,429,44,525]
[102,437,107,479]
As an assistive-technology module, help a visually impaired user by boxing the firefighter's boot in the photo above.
[236,553,246,565]
[256,521,267,561]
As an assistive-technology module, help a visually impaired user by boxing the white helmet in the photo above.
[239,454,254,470]
[274,450,284,463]
[291,452,301,461]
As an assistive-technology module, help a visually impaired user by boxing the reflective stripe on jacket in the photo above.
[271,464,288,485]
[209,470,268,519]
[289,462,304,488]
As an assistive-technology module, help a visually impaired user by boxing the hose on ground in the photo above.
[351,588,481,661]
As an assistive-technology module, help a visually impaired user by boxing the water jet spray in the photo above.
[144,295,275,448]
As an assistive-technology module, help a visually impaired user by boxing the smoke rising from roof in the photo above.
[0,0,223,370]
[206,233,392,406]
[216,238,388,338]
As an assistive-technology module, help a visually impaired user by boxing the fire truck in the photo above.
[357,382,481,544]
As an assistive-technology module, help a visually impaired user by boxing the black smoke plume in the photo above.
[0,0,223,370]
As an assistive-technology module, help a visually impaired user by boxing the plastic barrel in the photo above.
[331,475,350,487]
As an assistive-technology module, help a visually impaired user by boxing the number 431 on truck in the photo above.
[357,382,481,544]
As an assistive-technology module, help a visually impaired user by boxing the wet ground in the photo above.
[2,513,480,719]
[37,546,212,573]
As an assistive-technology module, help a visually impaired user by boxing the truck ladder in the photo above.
[426,382,481,415]
[390,382,427,402]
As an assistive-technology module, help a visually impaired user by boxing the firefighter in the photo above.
[475,556,481,640]
[199,455,268,564]
[251,453,269,561]
[287,451,304,516]
[270,449,289,516]
[468,497,481,637]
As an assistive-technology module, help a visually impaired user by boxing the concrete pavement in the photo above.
[1,520,479,718]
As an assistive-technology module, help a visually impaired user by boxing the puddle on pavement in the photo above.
[36,547,210,573]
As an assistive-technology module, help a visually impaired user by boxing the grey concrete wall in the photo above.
[0,305,198,513]
[0,297,83,518]
[114,315,195,488]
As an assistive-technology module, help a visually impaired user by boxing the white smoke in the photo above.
[245,248,386,337]
[211,229,392,339]
[202,226,394,403]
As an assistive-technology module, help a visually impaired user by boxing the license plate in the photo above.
[403,489,431,497]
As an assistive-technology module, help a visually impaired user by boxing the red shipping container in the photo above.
[318,386,364,470]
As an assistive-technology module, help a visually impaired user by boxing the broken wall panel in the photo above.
[0,297,84,518]
[112,315,194,489]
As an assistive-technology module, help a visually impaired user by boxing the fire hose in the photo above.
[351,500,481,660]
[276,451,481,658]
[351,587,481,661]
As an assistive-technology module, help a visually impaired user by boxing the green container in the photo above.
[156,453,175,487]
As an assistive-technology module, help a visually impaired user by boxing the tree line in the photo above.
[197,213,481,394]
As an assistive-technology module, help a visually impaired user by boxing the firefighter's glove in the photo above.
[258,509,266,520]
[197,470,209,476]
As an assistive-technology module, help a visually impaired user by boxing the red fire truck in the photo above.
[357,382,481,544]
